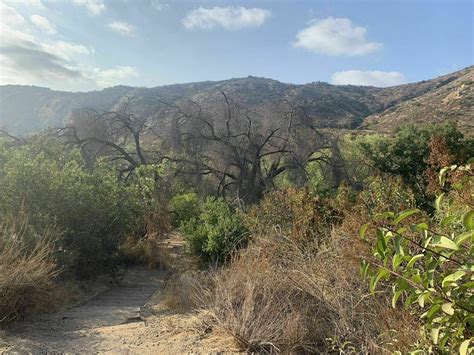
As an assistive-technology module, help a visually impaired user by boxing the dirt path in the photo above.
[1,269,166,353]
[0,236,239,354]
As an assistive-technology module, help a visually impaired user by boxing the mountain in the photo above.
[362,66,473,134]
[1,66,472,136]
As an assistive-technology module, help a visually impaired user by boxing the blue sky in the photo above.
[0,0,472,91]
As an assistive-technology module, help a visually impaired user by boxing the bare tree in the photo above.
[168,91,333,203]
[57,97,164,178]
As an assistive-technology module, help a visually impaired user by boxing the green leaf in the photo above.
[360,260,370,279]
[441,302,454,315]
[406,254,424,270]
[459,281,474,291]
[376,230,387,257]
[404,292,418,309]
[426,260,438,287]
[412,273,422,284]
[426,304,441,323]
[417,291,430,308]
[435,193,445,211]
[394,209,420,225]
[462,210,474,230]
[370,268,389,293]
[459,338,471,355]
[441,215,456,227]
[416,222,429,231]
[392,290,404,308]
[393,235,404,255]
[442,271,467,288]
[432,236,459,250]
[392,253,404,270]
[439,167,450,186]
[359,223,369,240]
[455,231,473,246]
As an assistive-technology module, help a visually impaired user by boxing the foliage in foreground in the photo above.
[361,161,473,353]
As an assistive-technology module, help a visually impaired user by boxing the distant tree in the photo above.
[167,91,333,203]
[57,97,165,178]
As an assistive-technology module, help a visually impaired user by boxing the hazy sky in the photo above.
[0,0,472,91]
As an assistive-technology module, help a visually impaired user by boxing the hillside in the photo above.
[0,66,472,135]
[362,66,473,134]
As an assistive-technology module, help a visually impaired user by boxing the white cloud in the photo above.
[73,0,106,16]
[182,6,271,30]
[150,0,169,11]
[3,0,44,9]
[331,70,407,87]
[0,2,137,91]
[108,21,136,37]
[0,1,27,27]
[294,17,382,56]
[94,66,139,87]
[30,15,57,35]
[42,41,92,61]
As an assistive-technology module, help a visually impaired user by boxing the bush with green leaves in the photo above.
[360,160,473,353]
[180,197,248,264]
[357,124,473,203]
[0,136,141,278]
[169,192,200,228]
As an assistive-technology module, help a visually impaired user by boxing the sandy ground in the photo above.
[0,236,240,354]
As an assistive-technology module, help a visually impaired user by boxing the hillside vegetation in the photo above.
[0,80,473,353]
[1,66,472,135]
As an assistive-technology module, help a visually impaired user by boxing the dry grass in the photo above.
[193,229,419,353]
[0,218,60,323]
[172,185,421,353]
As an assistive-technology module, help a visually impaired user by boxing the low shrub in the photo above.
[197,228,418,353]
[169,192,200,227]
[246,188,341,245]
[180,197,248,264]
[0,216,60,323]
[190,182,421,353]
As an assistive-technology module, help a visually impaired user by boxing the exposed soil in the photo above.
[0,236,239,354]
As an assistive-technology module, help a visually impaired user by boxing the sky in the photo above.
[0,0,472,91]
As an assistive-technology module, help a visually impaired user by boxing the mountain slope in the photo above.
[362,66,473,134]
[0,66,472,135]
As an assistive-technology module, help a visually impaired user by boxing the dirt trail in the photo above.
[1,236,239,354]
[1,269,166,353]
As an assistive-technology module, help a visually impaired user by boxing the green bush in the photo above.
[169,192,200,227]
[360,161,473,353]
[357,124,473,203]
[180,198,248,264]
[0,136,141,278]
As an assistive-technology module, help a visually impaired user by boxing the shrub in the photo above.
[361,160,473,353]
[0,215,60,323]
[357,124,473,203]
[246,188,341,245]
[197,226,418,353]
[180,197,248,264]
[0,136,141,278]
[169,192,200,227]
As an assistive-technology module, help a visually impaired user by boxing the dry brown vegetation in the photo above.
[0,216,60,323]
[164,182,422,353]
